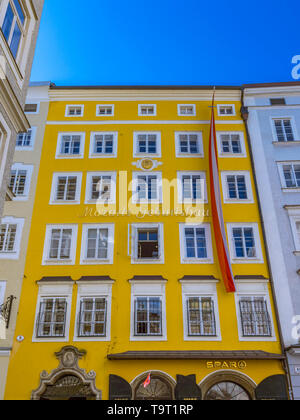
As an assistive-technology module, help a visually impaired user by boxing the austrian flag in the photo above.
[208,94,236,293]
[143,373,151,388]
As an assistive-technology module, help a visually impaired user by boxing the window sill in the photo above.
[224,199,254,204]
[282,188,300,193]
[56,154,84,159]
[50,200,80,205]
[43,259,74,266]
[231,258,264,264]
[131,258,164,265]
[80,259,112,265]
[0,252,18,260]
[89,154,117,159]
[273,141,300,146]
[219,153,247,158]
[181,258,214,264]
[184,336,222,342]
[176,153,204,158]
[293,251,300,256]
[130,336,167,342]
[73,336,110,342]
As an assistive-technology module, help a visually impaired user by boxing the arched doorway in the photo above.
[133,373,175,400]
[40,375,97,401]
[205,381,251,400]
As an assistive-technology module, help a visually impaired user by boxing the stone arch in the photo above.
[31,346,101,400]
[131,370,176,400]
[199,370,257,400]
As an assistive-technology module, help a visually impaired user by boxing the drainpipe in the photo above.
[240,88,294,400]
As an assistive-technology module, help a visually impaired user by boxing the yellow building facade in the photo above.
[4,87,289,400]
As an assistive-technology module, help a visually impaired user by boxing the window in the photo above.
[217,105,235,116]
[178,105,196,116]
[1,0,25,59]
[42,225,77,265]
[239,297,272,337]
[96,105,114,116]
[0,217,24,259]
[80,224,115,264]
[177,172,207,203]
[228,223,263,263]
[278,162,300,189]
[16,128,36,149]
[50,173,82,204]
[221,172,253,203]
[217,132,246,157]
[65,105,84,117]
[179,224,214,263]
[85,172,116,204]
[9,164,33,199]
[77,298,107,337]
[24,103,38,114]
[134,297,162,336]
[273,119,295,142]
[56,133,85,158]
[0,281,6,306]
[131,224,164,264]
[132,172,162,203]
[138,105,156,116]
[89,132,118,158]
[175,132,203,157]
[286,207,300,252]
[186,297,216,337]
[133,132,161,157]
[270,98,286,106]
[36,298,67,338]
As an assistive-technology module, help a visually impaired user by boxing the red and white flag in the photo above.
[143,373,151,388]
[208,94,236,293]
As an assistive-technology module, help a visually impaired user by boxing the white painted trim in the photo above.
[179,223,214,264]
[49,172,82,205]
[65,104,84,117]
[55,132,86,159]
[9,162,33,201]
[73,282,113,342]
[46,120,244,126]
[175,131,204,158]
[216,131,247,158]
[0,113,12,189]
[80,223,115,265]
[96,104,115,117]
[15,126,37,151]
[85,171,117,204]
[32,283,74,343]
[234,280,276,342]
[133,131,162,158]
[89,131,118,158]
[177,104,196,116]
[177,171,208,204]
[277,161,300,190]
[131,171,163,204]
[227,223,264,264]
[42,224,78,266]
[0,216,24,260]
[138,104,157,116]
[130,281,167,341]
[217,104,236,116]
[24,102,40,115]
[221,171,254,204]
[270,115,299,143]
[0,281,6,305]
[131,223,165,265]
[286,207,300,252]
[181,281,221,341]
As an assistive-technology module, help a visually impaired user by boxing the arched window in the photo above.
[134,375,174,400]
[205,381,251,400]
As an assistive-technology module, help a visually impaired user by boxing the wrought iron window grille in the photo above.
[0,295,16,329]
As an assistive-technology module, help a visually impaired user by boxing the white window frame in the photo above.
[286,207,300,253]
[50,172,82,205]
[271,116,298,143]
[24,102,40,114]
[132,171,163,204]
[74,280,113,342]
[177,104,196,116]
[133,131,162,158]
[129,280,167,341]
[65,104,84,117]
[42,224,78,266]
[9,162,33,200]
[177,171,207,204]
[80,223,115,265]
[89,132,118,158]
[227,223,264,264]
[221,171,254,203]
[130,223,164,265]
[216,132,247,158]
[234,280,276,342]
[0,281,6,305]
[85,171,117,204]
[96,104,115,117]
[175,131,204,157]
[33,282,73,343]
[0,216,24,260]
[180,280,221,341]
[277,161,300,192]
[217,104,236,116]
[138,104,157,116]
[179,223,214,264]
[15,127,37,151]
[56,132,85,159]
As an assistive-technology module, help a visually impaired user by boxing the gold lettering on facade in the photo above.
[206,361,247,370]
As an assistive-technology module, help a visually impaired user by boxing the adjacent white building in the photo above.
[243,82,300,399]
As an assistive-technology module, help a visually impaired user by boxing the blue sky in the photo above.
[30,0,300,86]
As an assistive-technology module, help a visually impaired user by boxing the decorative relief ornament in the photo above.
[132,158,162,171]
